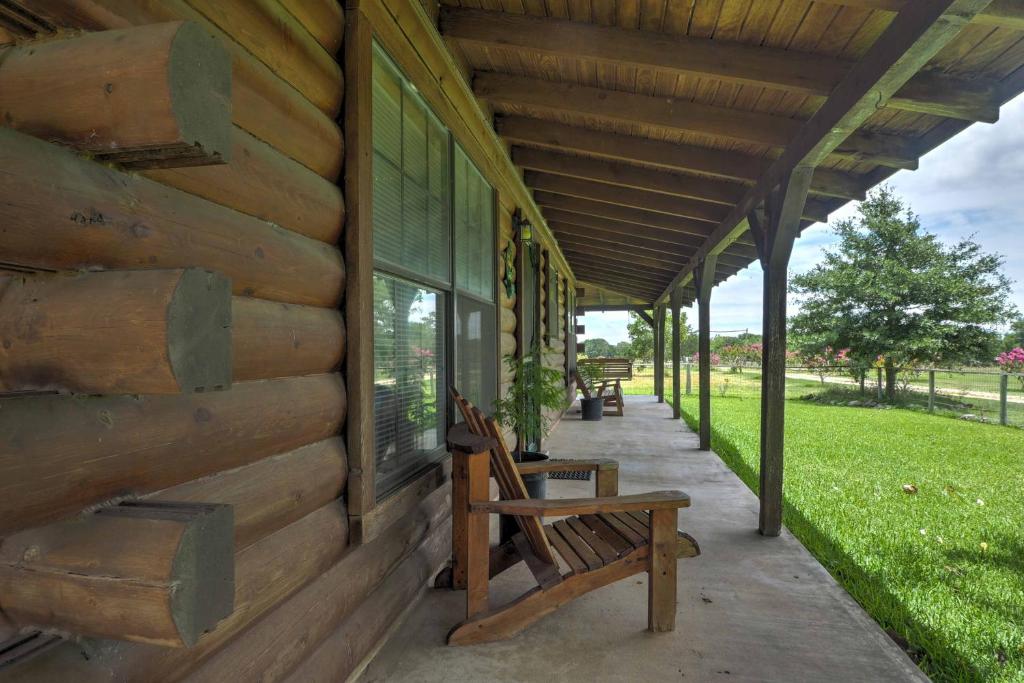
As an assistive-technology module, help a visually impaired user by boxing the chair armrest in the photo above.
[470,490,689,517]
[446,422,496,454]
[515,459,618,476]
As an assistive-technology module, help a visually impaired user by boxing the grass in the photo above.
[676,378,1024,682]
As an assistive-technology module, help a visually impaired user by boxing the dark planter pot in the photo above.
[581,396,605,421]
[500,450,548,544]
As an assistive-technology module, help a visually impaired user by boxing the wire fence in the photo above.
[619,362,1024,429]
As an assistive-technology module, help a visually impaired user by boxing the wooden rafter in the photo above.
[553,231,750,269]
[500,117,866,200]
[526,172,733,223]
[550,222,705,254]
[536,193,718,236]
[444,7,998,122]
[655,0,995,305]
[812,0,1024,30]
[475,72,919,169]
[546,211,709,247]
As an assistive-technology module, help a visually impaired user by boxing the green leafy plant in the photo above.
[493,347,568,453]
[576,362,603,394]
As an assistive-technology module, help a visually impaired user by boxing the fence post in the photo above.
[1000,373,1009,426]
[928,370,936,413]
[685,362,692,395]
[876,367,883,401]
[859,369,865,395]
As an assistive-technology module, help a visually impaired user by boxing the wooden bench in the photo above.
[442,387,699,645]
[576,358,633,416]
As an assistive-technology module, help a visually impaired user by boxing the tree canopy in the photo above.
[789,187,1016,398]
[625,310,692,361]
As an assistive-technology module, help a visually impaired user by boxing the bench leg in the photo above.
[648,508,677,632]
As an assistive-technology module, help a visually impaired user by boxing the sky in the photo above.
[581,93,1024,346]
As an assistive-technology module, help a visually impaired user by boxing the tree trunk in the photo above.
[885,361,898,401]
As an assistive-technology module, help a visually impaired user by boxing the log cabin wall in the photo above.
[0,0,573,680]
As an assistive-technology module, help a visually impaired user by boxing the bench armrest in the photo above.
[470,490,689,517]
[514,459,618,476]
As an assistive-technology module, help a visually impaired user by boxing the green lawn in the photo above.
[676,388,1024,682]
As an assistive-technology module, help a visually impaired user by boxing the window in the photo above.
[454,145,496,410]
[372,45,496,496]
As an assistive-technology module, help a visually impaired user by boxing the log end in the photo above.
[168,268,232,393]
[156,502,235,648]
[165,21,233,168]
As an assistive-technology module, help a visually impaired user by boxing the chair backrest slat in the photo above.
[449,387,558,567]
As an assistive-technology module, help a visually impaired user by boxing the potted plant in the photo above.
[577,363,606,421]
[492,348,568,541]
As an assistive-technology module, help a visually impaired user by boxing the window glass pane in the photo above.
[372,45,450,284]
[454,145,494,301]
[456,295,496,413]
[373,273,446,494]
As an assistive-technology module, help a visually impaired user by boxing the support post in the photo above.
[694,255,717,451]
[670,289,682,419]
[748,166,812,537]
[928,370,936,413]
[877,368,884,401]
[654,305,665,402]
[1000,373,1009,426]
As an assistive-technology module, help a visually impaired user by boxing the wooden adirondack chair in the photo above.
[444,388,699,645]
[574,370,625,417]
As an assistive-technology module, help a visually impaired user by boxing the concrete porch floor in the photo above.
[358,396,926,683]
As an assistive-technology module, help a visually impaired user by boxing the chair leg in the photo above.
[648,509,677,632]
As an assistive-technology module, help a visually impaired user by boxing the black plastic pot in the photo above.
[581,396,605,421]
[500,450,548,544]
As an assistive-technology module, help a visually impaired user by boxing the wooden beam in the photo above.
[670,289,682,420]
[0,502,234,647]
[446,8,999,122]
[0,22,232,168]
[516,149,831,222]
[536,192,718,235]
[515,146,743,207]
[694,256,717,451]
[566,270,663,299]
[344,5,376,525]
[557,240,688,270]
[0,269,232,395]
[503,117,865,200]
[545,209,711,245]
[527,171,731,222]
[0,374,346,535]
[655,0,991,306]
[811,0,1024,31]
[635,309,655,328]
[0,128,344,308]
[476,72,919,169]
[562,250,682,280]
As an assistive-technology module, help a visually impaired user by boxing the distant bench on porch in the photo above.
[579,358,633,384]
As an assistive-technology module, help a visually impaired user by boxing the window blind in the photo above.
[454,145,494,301]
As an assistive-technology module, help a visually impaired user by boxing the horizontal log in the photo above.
[500,116,865,200]
[10,0,343,179]
[232,297,345,381]
[175,484,451,682]
[0,22,231,168]
[445,7,998,123]
[0,502,233,647]
[0,268,232,395]
[0,128,344,307]
[150,436,348,551]
[143,126,345,243]
[500,306,515,333]
[355,460,449,542]
[476,72,919,170]
[0,498,362,681]
[279,0,344,54]
[184,0,342,116]
[282,515,452,682]
[0,373,346,535]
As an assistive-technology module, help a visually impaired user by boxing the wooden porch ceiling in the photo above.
[439,0,1024,307]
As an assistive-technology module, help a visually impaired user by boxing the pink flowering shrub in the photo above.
[800,346,851,384]
[997,347,1024,389]
[693,351,721,366]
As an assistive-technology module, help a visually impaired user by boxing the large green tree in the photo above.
[626,310,692,361]
[1004,318,1024,351]
[583,337,613,358]
[790,188,1016,399]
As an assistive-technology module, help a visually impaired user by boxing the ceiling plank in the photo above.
[545,210,710,246]
[526,172,732,222]
[655,0,995,304]
[810,0,1023,31]
[550,221,705,253]
[535,192,717,236]
[475,72,919,169]
[500,116,866,200]
[444,7,998,122]
[557,233,753,268]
